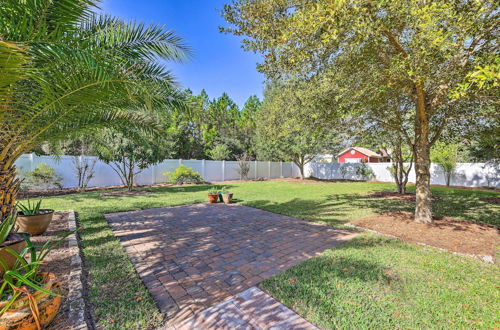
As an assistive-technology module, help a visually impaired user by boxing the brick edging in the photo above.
[66,210,89,330]
[346,223,495,264]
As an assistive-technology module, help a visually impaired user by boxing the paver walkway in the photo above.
[174,287,318,330]
[106,203,357,327]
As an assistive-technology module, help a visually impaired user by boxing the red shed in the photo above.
[338,147,390,163]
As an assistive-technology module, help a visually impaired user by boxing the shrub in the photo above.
[21,163,63,190]
[164,164,204,185]
[355,163,375,180]
[236,153,251,180]
[208,144,231,160]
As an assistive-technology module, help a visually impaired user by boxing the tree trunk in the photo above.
[414,84,433,223]
[445,172,451,186]
[298,164,305,180]
[294,155,305,179]
[0,163,21,222]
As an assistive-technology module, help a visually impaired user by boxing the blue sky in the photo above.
[100,0,265,107]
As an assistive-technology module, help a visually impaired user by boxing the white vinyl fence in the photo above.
[305,162,500,188]
[13,154,499,189]
[15,154,297,189]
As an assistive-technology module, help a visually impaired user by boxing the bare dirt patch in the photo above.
[481,197,500,205]
[365,191,440,201]
[351,211,498,260]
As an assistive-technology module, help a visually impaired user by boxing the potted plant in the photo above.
[0,230,74,329]
[16,199,54,235]
[0,214,27,277]
[221,187,233,204]
[208,188,219,203]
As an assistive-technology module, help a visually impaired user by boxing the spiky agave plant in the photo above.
[0,0,190,221]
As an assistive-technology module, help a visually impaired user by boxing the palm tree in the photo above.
[0,0,189,221]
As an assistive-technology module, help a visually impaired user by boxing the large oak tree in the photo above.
[222,0,499,223]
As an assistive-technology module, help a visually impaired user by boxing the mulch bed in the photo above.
[27,213,71,329]
[481,197,500,205]
[27,212,89,329]
[18,183,175,199]
[351,211,499,260]
[365,191,440,201]
[100,190,152,197]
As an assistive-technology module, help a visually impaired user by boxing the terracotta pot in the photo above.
[0,233,27,277]
[222,193,233,204]
[16,210,54,235]
[0,272,61,330]
[208,194,219,203]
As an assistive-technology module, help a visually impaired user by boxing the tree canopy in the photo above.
[256,80,341,178]
[222,0,499,223]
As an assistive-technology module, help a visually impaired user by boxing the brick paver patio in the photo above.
[106,203,357,327]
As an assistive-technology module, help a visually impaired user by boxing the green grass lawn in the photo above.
[33,181,499,329]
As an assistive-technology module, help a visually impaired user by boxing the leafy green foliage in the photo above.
[0,0,189,219]
[0,231,75,316]
[16,199,43,215]
[168,90,261,160]
[164,164,204,185]
[208,144,231,160]
[222,0,498,222]
[0,214,17,246]
[92,128,173,191]
[256,80,341,178]
[21,163,62,190]
[431,142,461,186]
[355,163,375,181]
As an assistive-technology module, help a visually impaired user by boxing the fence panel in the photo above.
[305,161,499,188]
[15,154,497,189]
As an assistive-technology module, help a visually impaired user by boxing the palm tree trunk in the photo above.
[0,162,21,222]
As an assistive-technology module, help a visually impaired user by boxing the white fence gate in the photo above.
[15,154,297,189]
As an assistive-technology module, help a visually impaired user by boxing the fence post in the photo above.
[280,161,283,178]
[222,160,225,181]
[179,159,182,167]
[268,161,271,179]
[255,161,258,179]
[29,153,34,171]
[202,159,206,181]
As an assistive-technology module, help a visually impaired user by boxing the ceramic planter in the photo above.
[0,272,62,330]
[16,210,54,235]
[222,193,233,204]
[208,193,219,203]
[0,233,27,277]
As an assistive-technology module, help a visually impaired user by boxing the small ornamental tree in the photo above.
[222,0,498,223]
[431,142,460,187]
[72,156,97,190]
[92,129,173,191]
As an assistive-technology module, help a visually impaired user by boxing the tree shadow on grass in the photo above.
[339,192,499,227]
[246,188,498,227]
[246,198,352,227]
